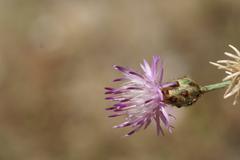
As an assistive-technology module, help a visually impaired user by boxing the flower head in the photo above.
[210,45,240,105]
[105,56,177,136]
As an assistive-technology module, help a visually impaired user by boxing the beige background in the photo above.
[0,0,239,160]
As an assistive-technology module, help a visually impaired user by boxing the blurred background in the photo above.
[0,0,240,160]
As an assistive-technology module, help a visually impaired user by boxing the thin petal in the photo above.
[224,52,240,61]
[224,80,240,98]
[143,59,152,78]
[151,56,160,79]
[161,82,178,89]
[217,60,238,64]
[223,71,240,81]
[113,65,130,73]
[160,107,170,126]
[155,108,164,136]
[229,44,240,56]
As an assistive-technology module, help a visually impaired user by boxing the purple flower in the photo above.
[105,56,177,136]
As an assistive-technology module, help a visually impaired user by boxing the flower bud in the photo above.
[163,77,202,107]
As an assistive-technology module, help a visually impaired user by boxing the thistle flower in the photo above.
[104,52,236,136]
[105,56,177,136]
[210,45,240,105]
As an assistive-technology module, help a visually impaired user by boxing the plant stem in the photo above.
[200,80,231,93]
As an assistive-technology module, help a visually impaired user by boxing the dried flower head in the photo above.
[105,56,177,136]
[210,45,240,105]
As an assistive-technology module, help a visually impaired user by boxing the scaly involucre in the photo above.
[210,45,240,105]
[105,56,176,136]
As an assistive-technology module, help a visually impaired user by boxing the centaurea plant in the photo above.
[105,45,239,136]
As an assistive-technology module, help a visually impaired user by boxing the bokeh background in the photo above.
[0,0,240,160]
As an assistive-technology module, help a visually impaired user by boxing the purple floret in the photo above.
[105,56,176,136]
